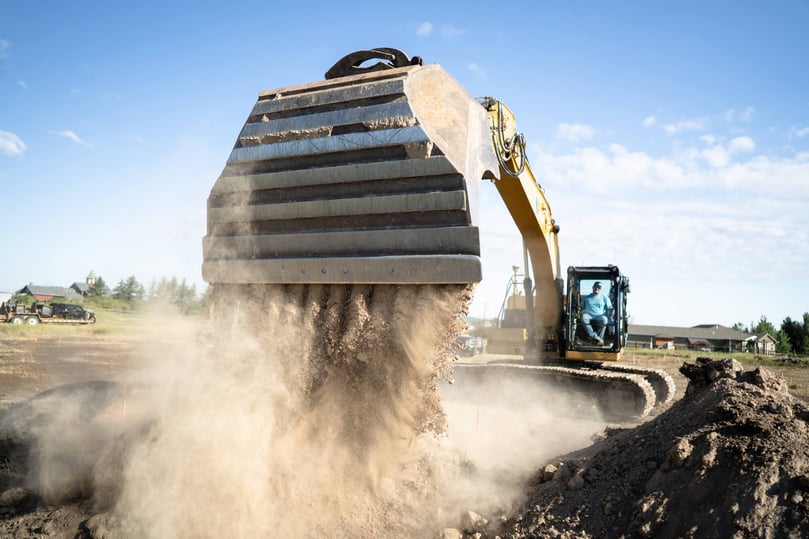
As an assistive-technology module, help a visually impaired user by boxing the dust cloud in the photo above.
[115,283,474,538]
[435,368,607,528]
[2,283,608,537]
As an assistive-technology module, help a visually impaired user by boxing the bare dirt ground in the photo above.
[0,337,141,404]
[2,334,809,538]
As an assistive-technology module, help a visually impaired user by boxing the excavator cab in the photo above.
[564,266,629,360]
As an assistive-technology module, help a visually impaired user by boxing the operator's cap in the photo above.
[593,281,602,289]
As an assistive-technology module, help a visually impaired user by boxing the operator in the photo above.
[581,282,613,345]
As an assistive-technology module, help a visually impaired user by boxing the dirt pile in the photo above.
[491,357,809,539]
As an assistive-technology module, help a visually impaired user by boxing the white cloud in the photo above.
[556,123,595,143]
[536,145,685,191]
[50,130,93,147]
[701,145,729,168]
[533,138,809,197]
[0,130,27,156]
[739,106,755,122]
[642,115,656,128]
[725,106,755,122]
[16,80,26,89]
[526,144,809,291]
[791,126,809,139]
[467,62,485,78]
[416,22,433,36]
[662,117,708,135]
[0,39,9,58]
[728,136,755,153]
[716,154,809,193]
[440,25,466,38]
[415,22,465,38]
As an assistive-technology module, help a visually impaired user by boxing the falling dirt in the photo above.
[1,284,477,538]
[2,287,809,538]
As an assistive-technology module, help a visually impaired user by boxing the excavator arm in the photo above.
[479,99,563,351]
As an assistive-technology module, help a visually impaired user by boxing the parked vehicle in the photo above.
[454,335,483,357]
[0,301,96,325]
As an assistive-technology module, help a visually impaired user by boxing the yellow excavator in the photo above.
[202,48,674,419]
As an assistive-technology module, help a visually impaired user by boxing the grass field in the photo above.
[2,309,808,403]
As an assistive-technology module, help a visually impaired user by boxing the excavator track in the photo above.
[449,362,656,421]
[596,363,676,410]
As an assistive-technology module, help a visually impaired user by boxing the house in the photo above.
[628,324,754,353]
[745,333,778,356]
[14,272,96,301]
[70,282,91,297]
[15,285,81,301]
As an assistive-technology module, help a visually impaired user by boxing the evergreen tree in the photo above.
[751,316,777,336]
[781,316,807,356]
[146,276,202,313]
[88,276,110,297]
[775,329,792,354]
[112,276,145,302]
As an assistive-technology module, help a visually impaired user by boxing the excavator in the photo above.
[202,48,674,420]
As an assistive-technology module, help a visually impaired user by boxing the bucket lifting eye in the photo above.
[325,48,423,79]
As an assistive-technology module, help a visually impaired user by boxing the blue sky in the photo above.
[1,1,807,327]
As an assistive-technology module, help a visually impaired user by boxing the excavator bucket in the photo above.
[202,62,498,286]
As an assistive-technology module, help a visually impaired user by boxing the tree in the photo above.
[751,316,777,336]
[776,329,793,354]
[146,276,203,313]
[148,277,181,303]
[88,276,110,297]
[112,276,145,302]
[781,316,808,356]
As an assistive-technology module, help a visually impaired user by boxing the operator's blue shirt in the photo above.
[582,292,612,317]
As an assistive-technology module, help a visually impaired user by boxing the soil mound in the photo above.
[497,358,809,539]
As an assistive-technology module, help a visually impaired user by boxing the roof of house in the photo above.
[628,324,753,341]
[71,282,90,293]
[16,285,81,299]
[747,332,778,343]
